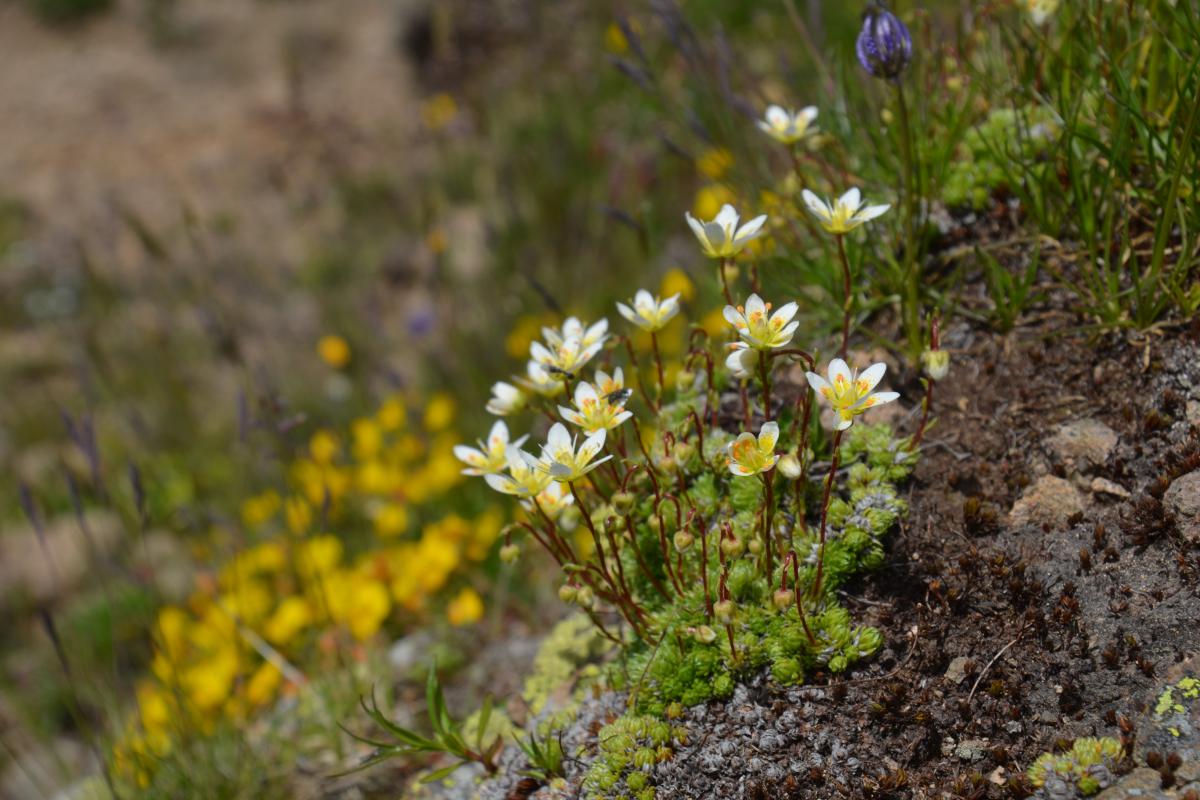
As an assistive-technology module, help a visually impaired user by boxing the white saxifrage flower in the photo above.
[805,358,900,431]
[616,290,681,333]
[542,317,608,350]
[523,422,612,483]
[725,342,758,380]
[726,421,781,477]
[454,421,528,476]
[801,188,891,235]
[517,361,567,398]
[559,381,632,434]
[530,336,604,377]
[684,204,768,259]
[485,381,526,416]
[484,446,553,498]
[723,293,799,350]
[521,481,574,520]
[756,105,819,145]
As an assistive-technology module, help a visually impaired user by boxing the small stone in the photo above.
[1175,761,1200,783]
[1009,475,1086,528]
[945,656,971,685]
[1091,477,1132,500]
[955,739,989,762]
[988,766,1007,785]
[1187,399,1200,427]
[1045,418,1119,470]
[1005,721,1023,734]
[1163,470,1200,543]
[1094,767,1167,800]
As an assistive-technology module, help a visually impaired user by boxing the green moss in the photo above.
[941,105,1059,210]
[522,614,609,715]
[581,715,685,800]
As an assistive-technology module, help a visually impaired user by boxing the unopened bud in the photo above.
[747,538,762,555]
[499,543,520,563]
[674,442,695,463]
[612,491,636,516]
[921,349,950,381]
[693,625,718,644]
[713,599,735,623]
[575,585,595,609]
[720,534,745,559]
[673,529,694,552]
[675,369,697,392]
[773,588,796,611]
[558,584,578,603]
[778,453,802,479]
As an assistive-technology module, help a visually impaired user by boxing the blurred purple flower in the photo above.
[856,7,912,80]
[408,307,436,337]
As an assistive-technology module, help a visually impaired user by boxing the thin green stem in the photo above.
[649,331,665,410]
[835,234,852,358]
[757,350,773,420]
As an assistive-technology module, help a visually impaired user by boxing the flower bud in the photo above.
[612,491,636,517]
[920,348,950,381]
[674,442,696,464]
[692,625,718,644]
[856,8,913,80]
[675,369,696,392]
[575,585,595,609]
[673,529,695,552]
[499,543,520,563]
[773,588,796,611]
[778,452,802,479]
[747,538,763,555]
[720,534,745,559]
[713,599,735,623]
[558,584,578,603]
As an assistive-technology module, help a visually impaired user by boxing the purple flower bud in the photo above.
[856,7,912,80]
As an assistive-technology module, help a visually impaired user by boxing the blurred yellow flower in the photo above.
[604,21,629,54]
[309,430,340,465]
[696,147,734,180]
[447,587,485,626]
[377,396,407,430]
[659,268,696,302]
[245,662,282,707]
[240,490,281,528]
[156,606,189,661]
[284,496,313,535]
[373,502,409,538]
[352,417,383,461]
[263,596,312,646]
[421,93,458,131]
[693,184,735,220]
[424,392,457,432]
[298,535,343,577]
[506,313,551,360]
[343,578,392,641]
[317,335,351,369]
[427,226,448,254]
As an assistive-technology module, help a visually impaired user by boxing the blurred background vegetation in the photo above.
[0,0,1195,796]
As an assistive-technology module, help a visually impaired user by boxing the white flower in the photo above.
[521,481,574,520]
[517,361,566,398]
[684,204,768,259]
[756,105,819,145]
[484,446,553,498]
[530,335,604,377]
[805,358,900,431]
[616,290,681,333]
[723,293,799,350]
[542,317,609,350]
[726,421,780,476]
[485,381,526,416]
[725,342,757,380]
[522,423,612,483]
[592,368,626,399]
[559,381,632,434]
[801,188,890,235]
[1026,0,1060,24]
[454,421,528,476]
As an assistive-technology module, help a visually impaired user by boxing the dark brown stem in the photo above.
[650,331,665,410]
[569,482,611,582]
[620,334,657,412]
[719,257,735,306]
[913,379,934,446]
[787,553,818,646]
[762,471,776,581]
[700,522,713,621]
[757,350,773,420]
[624,516,673,600]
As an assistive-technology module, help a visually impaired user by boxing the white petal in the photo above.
[765,105,789,126]
[801,189,831,220]
[838,187,862,211]
[546,423,571,451]
[770,301,799,326]
[856,362,887,395]
[804,371,830,394]
[530,341,553,364]
[864,391,900,407]
[854,203,891,223]
[685,211,706,240]
[759,421,780,451]
[484,473,517,494]
[828,358,852,387]
[611,366,624,388]
[744,293,767,318]
[723,305,745,327]
[575,381,599,406]
[454,445,487,467]
[728,463,754,477]
[714,204,740,229]
[734,214,768,242]
[616,302,638,324]
[774,320,799,344]
[634,289,654,308]
[487,420,509,446]
[580,429,607,458]
[799,106,818,124]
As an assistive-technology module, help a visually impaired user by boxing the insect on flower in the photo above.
[726,421,780,477]
[756,105,819,145]
[517,361,567,398]
[723,293,800,350]
[801,188,891,235]
[523,423,612,483]
[616,290,681,333]
[542,317,609,351]
[454,421,529,476]
[531,335,604,377]
[684,204,768,259]
[558,381,633,434]
[856,7,913,80]
[805,358,900,430]
[485,381,526,416]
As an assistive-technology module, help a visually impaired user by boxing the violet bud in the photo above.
[856,7,912,80]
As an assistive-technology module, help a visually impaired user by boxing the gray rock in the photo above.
[955,738,990,762]
[1094,767,1169,800]
[1163,470,1200,543]
[1092,477,1132,500]
[1045,418,1119,470]
[1009,475,1085,528]
[945,656,971,685]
